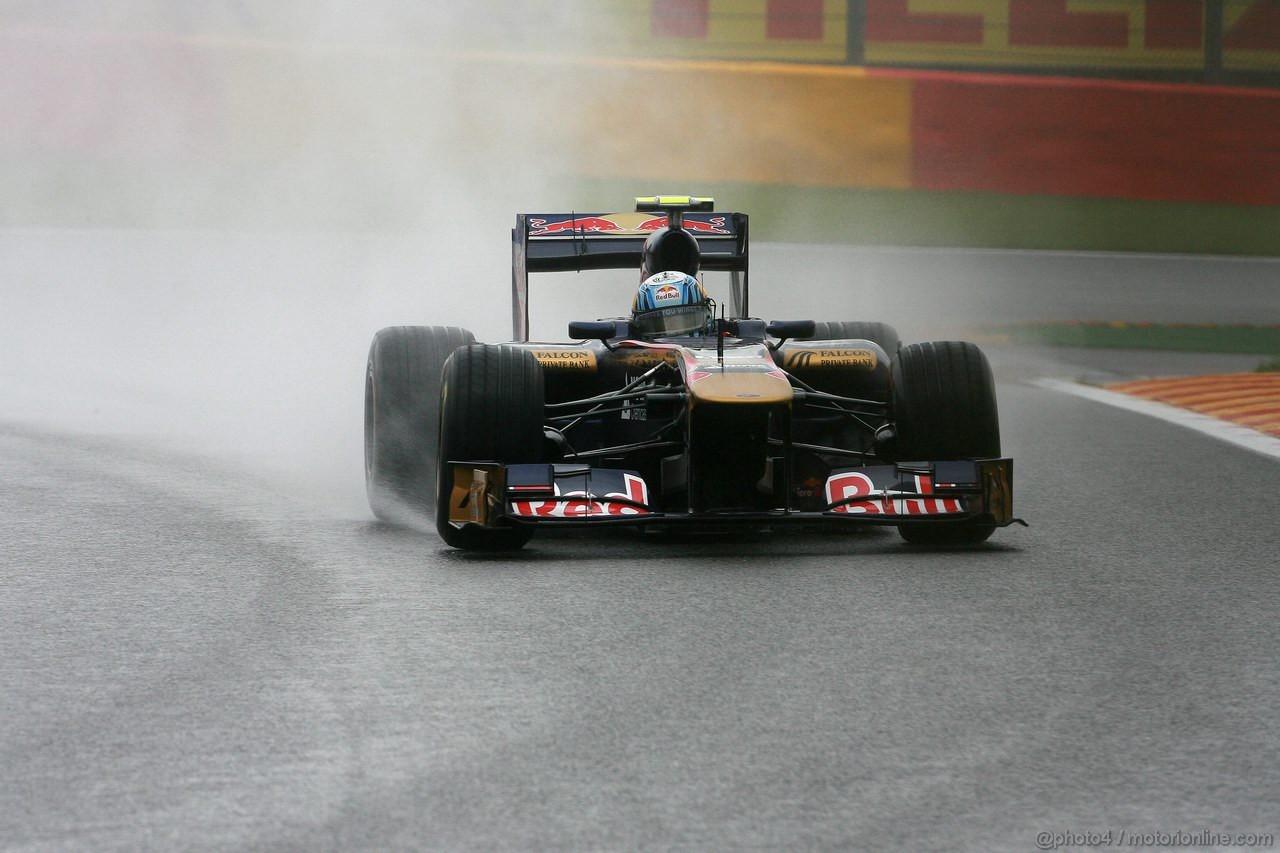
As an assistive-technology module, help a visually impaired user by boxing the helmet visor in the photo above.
[633,305,708,338]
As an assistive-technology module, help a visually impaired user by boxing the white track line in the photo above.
[1034,378,1280,463]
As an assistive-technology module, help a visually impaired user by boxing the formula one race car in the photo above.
[365,196,1021,550]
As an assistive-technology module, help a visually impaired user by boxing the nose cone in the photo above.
[687,370,793,406]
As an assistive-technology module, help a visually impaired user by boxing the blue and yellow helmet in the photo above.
[632,271,711,339]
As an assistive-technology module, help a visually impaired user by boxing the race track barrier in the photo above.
[1,28,1276,252]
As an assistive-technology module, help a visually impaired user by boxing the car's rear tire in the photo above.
[804,321,901,356]
[365,325,475,521]
[436,344,545,550]
[890,341,1000,545]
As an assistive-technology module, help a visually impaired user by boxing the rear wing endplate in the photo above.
[511,208,749,342]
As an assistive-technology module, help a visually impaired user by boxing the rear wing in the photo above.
[511,207,749,342]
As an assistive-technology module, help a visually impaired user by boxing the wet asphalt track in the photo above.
[2,236,1279,851]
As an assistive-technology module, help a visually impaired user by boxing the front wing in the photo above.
[442,459,1018,531]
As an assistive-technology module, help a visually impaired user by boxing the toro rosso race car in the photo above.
[365,196,1022,550]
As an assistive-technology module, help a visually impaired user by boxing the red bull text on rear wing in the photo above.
[511,208,749,342]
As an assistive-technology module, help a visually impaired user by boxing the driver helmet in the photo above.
[632,271,711,339]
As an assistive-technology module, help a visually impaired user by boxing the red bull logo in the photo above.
[654,284,681,302]
[637,215,732,235]
[529,214,732,237]
[529,216,627,236]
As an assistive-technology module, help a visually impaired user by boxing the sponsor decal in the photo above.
[528,215,733,237]
[637,215,732,235]
[529,216,626,236]
[793,476,824,499]
[653,284,682,303]
[825,472,963,515]
[784,348,878,370]
[510,473,651,518]
[611,348,680,368]
[531,349,597,371]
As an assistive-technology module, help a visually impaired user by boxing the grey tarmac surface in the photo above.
[2,235,1278,851]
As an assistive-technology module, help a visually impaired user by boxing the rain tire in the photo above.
[805,321,901,356]
[436,344,545,551]
[365,325,475,521]
[890,341,1000,545]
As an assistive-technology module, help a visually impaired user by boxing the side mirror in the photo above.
[766,320,816,343]
[568,321,616,341]
[733,318,768,340]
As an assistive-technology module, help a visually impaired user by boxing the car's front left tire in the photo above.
[803,321,901,356]
[890,340,1001,545]
[435,344,545,550]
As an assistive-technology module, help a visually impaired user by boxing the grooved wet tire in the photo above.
[435,345,545,550]
[804,321,901,356]
[890,341,1000,545]
[365,326,474,521]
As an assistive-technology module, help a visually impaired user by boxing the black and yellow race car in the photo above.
[365,197,1020,550]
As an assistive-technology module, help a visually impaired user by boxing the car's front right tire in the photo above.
[890,341,1001,545]
[365,325,475,522]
